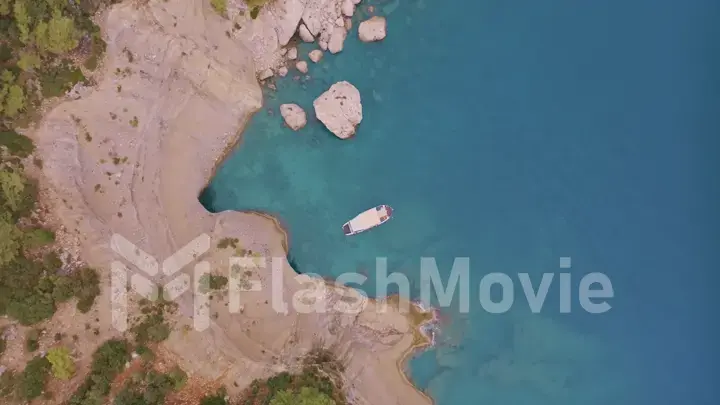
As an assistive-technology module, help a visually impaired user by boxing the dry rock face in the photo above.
[359,16,387,42]
[280,104,307,130]
[314,81,363,139]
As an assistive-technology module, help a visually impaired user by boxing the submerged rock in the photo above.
[313,81,363,139]
[280,104,308,130]
[309,49,323,62]
[358,16,387,42]
[328,26,347,54]
[296,60,309,73]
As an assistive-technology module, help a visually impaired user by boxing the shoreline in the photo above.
[24,0,436,404]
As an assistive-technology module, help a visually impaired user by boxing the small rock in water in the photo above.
[299,23,315,42]
[345,18,353,30]
[309,50,323,63]
[352,0,361,4]
[278,67,289,77]
[328,27,347,54]
[287,47,298,60]
[313,81,363,139]
[280,104,307,131]
[359,16,387,42]
[296,60,309,73]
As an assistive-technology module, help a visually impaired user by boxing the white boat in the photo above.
[342,205,393,236]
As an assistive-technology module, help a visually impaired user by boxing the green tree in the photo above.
[13,0,31,45]
[0,169,27,212]
[269,387,336,405]
[2,84,25,117]
[0,0,11,16]
[47,346,76,380]
[19,355,51,400]
[35,10,79,54]
[0,213,22,266]
[18,50,41,71]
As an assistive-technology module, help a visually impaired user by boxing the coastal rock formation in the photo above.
[280,104,308,130]
[287,47,298,60]
[359,16,387,42]
[328,26,347,53]
[28,1,429,405]
[278,66,289,77]
[299,22,315,42]
[342,0,355,17]
[314,81,363,138]
[309,49,324,62]
[296,60,309,73]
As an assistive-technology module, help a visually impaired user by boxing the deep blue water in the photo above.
[201,0,720,404]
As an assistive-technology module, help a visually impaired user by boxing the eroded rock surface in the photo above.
[314,81,363,139]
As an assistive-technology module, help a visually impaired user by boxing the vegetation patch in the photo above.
[0,0,110,127]
[67,339,131,405]
[130,294,177,345]
[113,366,187,405]
[238,347,347,405]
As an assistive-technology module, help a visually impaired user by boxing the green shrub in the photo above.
[210,0,227,17]
[23,227,56,248]
[200,387,228,405]
[0,130,35,157]
[25,328,40,352]
[47,346,76,380]
[67,339,130,405]
[39,61,86,98]
[19,355,51,400]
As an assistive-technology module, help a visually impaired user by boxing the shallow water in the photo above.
[201,0,720,404]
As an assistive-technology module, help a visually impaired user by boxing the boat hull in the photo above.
[343,205,393,236]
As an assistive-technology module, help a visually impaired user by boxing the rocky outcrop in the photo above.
[296,60,309,73]
[287,47,298,60]
[309,49,323,62]
[280,104,307,130]
[299,22,315,42]
[358,16,387,42]
[328,26,347,53]
[314,81,363,139]
[342,0,355,17]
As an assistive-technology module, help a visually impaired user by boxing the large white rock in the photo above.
[296,60,309,73]
[313,81,363,139]
[309,49,323,62]
[328,26,347,54]
[265,0,308,46]
[280,104,307,130]
[298,22,315,42]
[342,0,355,17]
[358,16,387,42]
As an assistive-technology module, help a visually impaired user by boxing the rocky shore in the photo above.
[26,1,431,404]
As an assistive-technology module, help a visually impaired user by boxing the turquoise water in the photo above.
[201,0,719,404]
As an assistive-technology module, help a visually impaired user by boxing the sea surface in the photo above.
[201,1,720,404]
